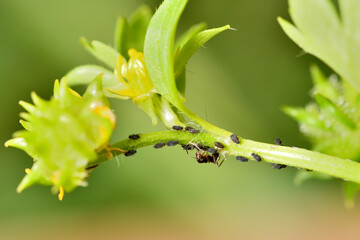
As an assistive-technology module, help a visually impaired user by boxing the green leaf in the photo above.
[128,5,152,52]
[314,93,356,130]
[65,65,129,100]
[339,0,360,40]
[174,25,230,78]
[282,105,328,130]
[310,65,339,101]
[343,181,360,209]
[176,68,186,96]
[114,5,152,59]
[80,38,119,68]
[114,16,130,57]
[277,17,313,53]
[65,65,115,86]
[175,22,207,51]
[144,0,188,109]
[279,0,360,92]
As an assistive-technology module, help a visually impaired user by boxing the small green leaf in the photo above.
[279,0,360,92]
[314,93,356,130]
[282,105,328,130]
[114,16,130,57]
[65,65,115,86]
[80,38,119,68]
[175,22,207,51]
[114,6,152,59]
[174,25,230,78]
[128,5,152,52]
[65,65,129,100]
[277,17,313,53]
[144,0,188,109]
[310,65,339,101]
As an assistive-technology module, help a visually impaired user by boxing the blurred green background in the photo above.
[1,0,359,239]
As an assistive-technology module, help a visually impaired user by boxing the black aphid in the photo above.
[166,140,179,146]
[182,144,194,150]
[189,128,200,134]
[230,134,240,144]
[274,138,283,146]
[129,134,140,140]
[251,153,262,162]
[207,148,217,154]
[185,126,194,131]
[271,163,287,169]
[124,150,137,157]
[172,125,183,131]
[154,142,165,149]
[214,142,225,149]
[236,156,248,162]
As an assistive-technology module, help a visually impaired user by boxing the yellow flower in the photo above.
[107,49,155,103]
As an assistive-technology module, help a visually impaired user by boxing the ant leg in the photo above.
[217,158,225,167]
[104,146,126,160]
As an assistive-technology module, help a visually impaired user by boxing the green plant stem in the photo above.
[180,105,234,138]
[90,130,360,184]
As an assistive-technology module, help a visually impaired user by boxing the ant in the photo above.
[184,143,224,167]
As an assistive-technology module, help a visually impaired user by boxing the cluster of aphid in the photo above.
[124,126,287,170]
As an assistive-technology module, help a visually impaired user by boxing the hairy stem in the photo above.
[91,130,360,184]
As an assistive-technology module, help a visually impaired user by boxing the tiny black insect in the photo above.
[271,163,287,169]
[230,134,240,144]
[189,128,200,134]
[251,153,262,162]
[274,138,283,146]
[128,134,140,140]
[236,156,248,162]
[206,148,217,154]
[182,144,194,150]
[166,140,179,146]
[185,126,194,131]
[172,125,183,131]
[154,142,166,149]
[195,152,210,163]
[195,152,219,164]
[124,150,137,157]
[214,142,225,149]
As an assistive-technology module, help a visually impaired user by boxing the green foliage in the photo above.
[80,38,119,69]
[174,25,230,79]
[279,0,360,206]
[5,77,115,198]
[114,5,152,59]
[278,0,360,92]
[144,0,188,109]
[143,0,230,136]
[6,0,360,204]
